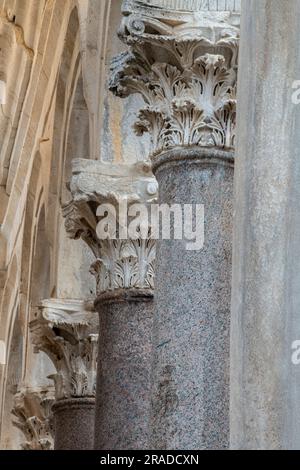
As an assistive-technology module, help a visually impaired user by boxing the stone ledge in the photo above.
[152,146,234,173]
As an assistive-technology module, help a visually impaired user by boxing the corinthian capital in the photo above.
[90,237,156,297]
[11,387,55,450]
[62,159,158,299]
[110,0,240,159]
[30,299,98,400]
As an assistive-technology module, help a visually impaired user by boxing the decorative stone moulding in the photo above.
[69,158,157,206]
[30,299,98,401]
[110,0,240,160]
[11,387,55,450]
[62,159,158,298]
[120,0,240,38]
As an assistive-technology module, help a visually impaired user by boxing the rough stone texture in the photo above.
[150,147,233,450]
[111,3,239,161]
[52,398,95,450]
[94,292,154,450]
[230,0,300,450]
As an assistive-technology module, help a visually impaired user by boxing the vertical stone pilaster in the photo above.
[230,0,300,450]
[110,2,240,449]
[30,298,98,450]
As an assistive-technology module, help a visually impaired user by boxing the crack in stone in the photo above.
[0,9,34,60]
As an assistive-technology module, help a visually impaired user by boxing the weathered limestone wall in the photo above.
[0,0,113,450]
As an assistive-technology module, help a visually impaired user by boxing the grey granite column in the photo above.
[94,290,154,450]
[52,398,95,450]
[109,2,240,450]
[150,148,233,450]
[230,0,300,450]
[30,299,98,450]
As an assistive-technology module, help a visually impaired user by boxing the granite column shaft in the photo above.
[150,148,233,450]
[94,291,154,450]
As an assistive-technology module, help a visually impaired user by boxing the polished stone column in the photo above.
[93,266,154,449]
[150,148,233,450]
[11,387,54,450]
[30,298,98,450]
[63,160,158,449]
[230,0,300,450]
[110,2,239,449]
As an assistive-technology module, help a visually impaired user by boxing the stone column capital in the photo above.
[30,299,98,400]
[110,1,239,162]
[11,387,55,450]
[62,159,157,301]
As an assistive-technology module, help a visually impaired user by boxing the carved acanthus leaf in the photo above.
[111,47,237,156]
[62,200,97,241]
[111,3,239,158]
[90,235,156,295]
